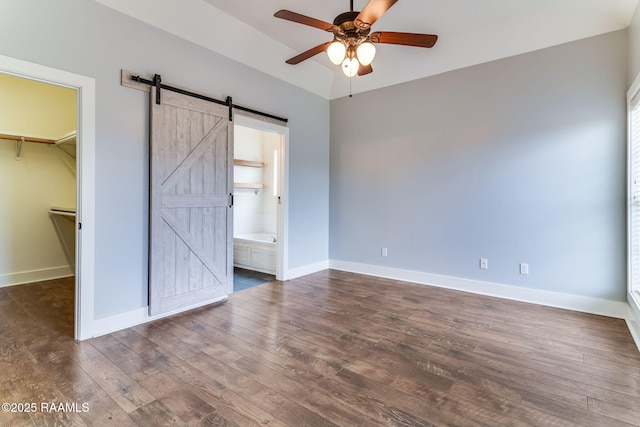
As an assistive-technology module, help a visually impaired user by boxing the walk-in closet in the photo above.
[0,72,77,331]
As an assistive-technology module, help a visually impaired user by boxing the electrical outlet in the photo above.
[381,248,388,257]
[480,258,488,269]
[520,263,529,275]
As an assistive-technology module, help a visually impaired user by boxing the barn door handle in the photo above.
[229,193,234,207]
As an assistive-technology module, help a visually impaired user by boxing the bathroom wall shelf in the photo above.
[234,159,264,168]
[234,183,264,189]
[234,159,264,189]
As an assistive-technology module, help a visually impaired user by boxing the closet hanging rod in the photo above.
[0,133,56,144]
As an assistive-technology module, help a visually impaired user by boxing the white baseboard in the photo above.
[628,292,640,351]
[329,260,630,320]
[0,266,73,288]
[82,260,639,351]
[285,260,329,281]
[627,318,640,352]
[84,257,331,340]
[82,295,227,340]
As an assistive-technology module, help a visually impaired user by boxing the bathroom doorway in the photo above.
[232,115,288,292]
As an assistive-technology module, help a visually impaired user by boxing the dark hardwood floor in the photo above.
[1,270,640,426]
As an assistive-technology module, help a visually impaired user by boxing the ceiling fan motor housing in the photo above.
[333,11,370,46]
[333,11,359,26]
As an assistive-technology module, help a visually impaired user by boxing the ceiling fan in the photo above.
[274,0,438,77]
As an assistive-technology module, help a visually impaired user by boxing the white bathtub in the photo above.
[235,233,277,244]
[234,233,276,274]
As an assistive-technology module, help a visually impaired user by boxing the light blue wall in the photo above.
[1,0,630,315]
[330,30,628,301]
[0,0,330,317]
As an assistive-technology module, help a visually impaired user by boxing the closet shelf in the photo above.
[54,131,76,146]
[234,183,264,189]
[53,131,77,161]
[1,131,76,160]
[49,206,76,218]
[49,207,77,269]
[234,159,264,168]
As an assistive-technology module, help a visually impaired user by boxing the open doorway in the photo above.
[0,54,95,340]
[0,73,77,336]
[233,115,288,292]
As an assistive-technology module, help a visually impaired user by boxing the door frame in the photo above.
[234,114,289,280]
[0,54,96,340]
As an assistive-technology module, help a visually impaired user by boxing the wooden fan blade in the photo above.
[370,31,438,48]
[358,64,373,76]
[285,43,331,65]
[354,0,398,30]
[274,10,338,32]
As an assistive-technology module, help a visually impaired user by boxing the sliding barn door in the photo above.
[149,90,233,316]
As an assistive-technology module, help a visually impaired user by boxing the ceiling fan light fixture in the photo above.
[342,57,359,77]
[275,1,439,79]
[356,40,376,66]
[327,40,347,65]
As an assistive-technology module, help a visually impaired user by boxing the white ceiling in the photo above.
[97,0,639,99]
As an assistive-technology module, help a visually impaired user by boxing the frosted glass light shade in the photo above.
[327,40,346,65]
[356,41,376,66]
[342,57,359,77]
